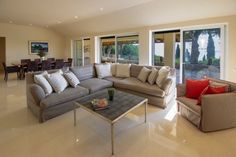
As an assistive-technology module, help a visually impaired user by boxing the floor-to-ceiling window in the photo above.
[182,27,224,82]
[100,34,139,64]
[100,36,116,63]
[117,35,139,64]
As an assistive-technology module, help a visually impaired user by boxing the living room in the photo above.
[1,0,236,157]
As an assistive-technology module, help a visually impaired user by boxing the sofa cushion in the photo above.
[116,64,131,78]
[103,77,124,83]
[40,86,89,109]
[70,65,95,81]
[95,64,112,78]
[156,66,170,87]
[186,79,209,99]
[147,68,159,85]
[176,97,201,114]
[64,71,80,88]
[79,78,113,93]
[34,71,53,96]
[137,67,151,83]
[45,72,69,93]
[130,64,144,78]
[114,77,165,97]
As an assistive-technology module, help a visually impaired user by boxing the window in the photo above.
[100,35,139,64]
[117,35,139,64]
[182,27,224,82]
[100,36,115,63]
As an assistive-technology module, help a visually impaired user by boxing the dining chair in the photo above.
[67,58,73,67]
[55,59,65,69]
[47,58,55,62]
[2,62,20,81]
[41,60,51,71]
[21,59,31,72]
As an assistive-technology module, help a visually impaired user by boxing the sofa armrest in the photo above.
[177,84,186,97]
[29,84,46,106]
[201,93,236,132]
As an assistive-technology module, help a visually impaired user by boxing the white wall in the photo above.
[0,23,66,65]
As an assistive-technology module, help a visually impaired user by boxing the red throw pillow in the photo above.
[186,79,210,99]
[197,86,226,106]
[207,86,226,94]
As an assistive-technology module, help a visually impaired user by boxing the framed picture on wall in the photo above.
[29,41,49,54]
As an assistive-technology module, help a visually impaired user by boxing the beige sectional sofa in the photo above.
[26,64,176,122]
[177,77,236,132]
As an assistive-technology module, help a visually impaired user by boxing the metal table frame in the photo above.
[74,99,148,155]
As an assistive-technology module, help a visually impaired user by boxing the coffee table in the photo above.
[74,89,148,155]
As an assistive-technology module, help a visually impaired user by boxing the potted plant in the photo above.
[37,50,48,61]
[107,88,115,101]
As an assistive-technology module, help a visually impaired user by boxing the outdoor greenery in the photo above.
[117,44,139,61]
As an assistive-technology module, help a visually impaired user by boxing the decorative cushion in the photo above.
[45,71,69,93]
[34,71,53,96]
[110,63,118,76]
[148,68,158,85]
[137,67,151,82]
[210,81,230,92]
[156,66,170,87]
[197,85,226,105]
[116,64,131,78]
[95,64,112,78]
[64,71,80,88]
[186,79,209,99]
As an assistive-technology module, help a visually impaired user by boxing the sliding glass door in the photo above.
[182,26,225,82]
[73,38,91,66]
[74,40,83,66]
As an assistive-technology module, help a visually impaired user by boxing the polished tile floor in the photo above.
[0,74,236,157]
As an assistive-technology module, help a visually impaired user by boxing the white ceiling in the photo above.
[1,0,236,36]
[0,0,152,26]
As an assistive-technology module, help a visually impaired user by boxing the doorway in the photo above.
[0,37,6,72]
[73,38,91,66]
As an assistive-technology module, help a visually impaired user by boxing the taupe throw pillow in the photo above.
[116,64,131,78]
[147,68,159,85]
[64,71,80,88]
[156,66,170,87]
[137,67,151,82]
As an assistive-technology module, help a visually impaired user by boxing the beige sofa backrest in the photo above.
[130,64,176,78]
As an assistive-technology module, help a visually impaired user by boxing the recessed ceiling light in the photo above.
[29,24,32,26]
[74,16,78,19]
[100,7,104,11]
[9,21,13,23]
[57,21,62,24]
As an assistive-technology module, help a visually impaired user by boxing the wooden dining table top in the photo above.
[11,60,70,67]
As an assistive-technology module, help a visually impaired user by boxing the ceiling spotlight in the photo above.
[9,21,13,23]
[100,7,104,11]
[29,24,32,26]
[57,21,62,24]
[74,16,78,19]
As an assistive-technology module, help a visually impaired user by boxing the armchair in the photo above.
[176,78,236,132]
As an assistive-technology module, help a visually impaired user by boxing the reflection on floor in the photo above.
[0,73,236,157]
